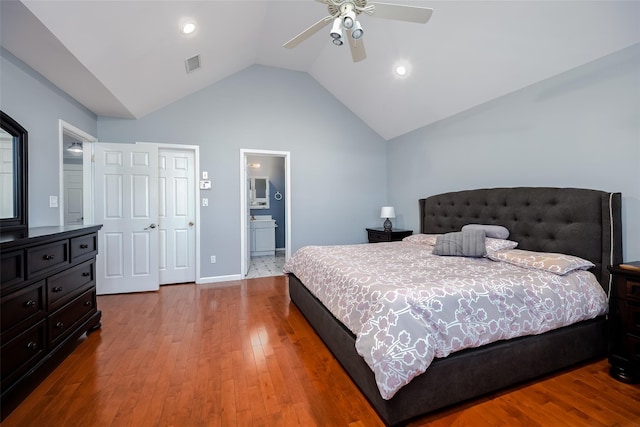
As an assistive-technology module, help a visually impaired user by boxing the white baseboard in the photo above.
[196,274,243,285]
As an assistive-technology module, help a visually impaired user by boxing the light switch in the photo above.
[202,198,208,207]
[202,171,208,179]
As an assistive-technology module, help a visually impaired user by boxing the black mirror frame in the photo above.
[0,111,28,233]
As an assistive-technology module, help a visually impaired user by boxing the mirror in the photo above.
[0,111,28,233]
[250,176,270,209]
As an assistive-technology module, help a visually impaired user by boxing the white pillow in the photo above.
[485,237,518,253]
[488,249,594,275]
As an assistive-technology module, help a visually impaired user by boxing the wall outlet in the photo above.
[202,198,208,207]
[210,255,216,263]
[49,196,58,208]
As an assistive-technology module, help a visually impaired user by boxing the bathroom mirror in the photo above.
[0,111,28,233]
[249,176,270,209]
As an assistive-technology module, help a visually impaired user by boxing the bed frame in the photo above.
[288,187,622,426]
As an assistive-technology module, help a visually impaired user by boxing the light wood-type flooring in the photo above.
[3,276,639,426]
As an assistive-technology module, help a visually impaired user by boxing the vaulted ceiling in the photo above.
[1,1,639,140]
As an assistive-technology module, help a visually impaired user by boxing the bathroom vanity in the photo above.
[250,215,276,256]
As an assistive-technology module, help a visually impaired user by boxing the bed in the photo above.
[285,187,622,426]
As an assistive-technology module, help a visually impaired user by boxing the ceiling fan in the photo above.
[283,0,433,62]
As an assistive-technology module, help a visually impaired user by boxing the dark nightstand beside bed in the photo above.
[607,262,640,383]
[366,227,412,243]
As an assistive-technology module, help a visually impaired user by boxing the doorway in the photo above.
[58,120,97,227]
[240,149,291,278]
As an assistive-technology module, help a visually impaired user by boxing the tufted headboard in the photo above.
[419,187,622,292]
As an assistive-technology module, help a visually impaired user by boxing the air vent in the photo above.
[185,55,201,73]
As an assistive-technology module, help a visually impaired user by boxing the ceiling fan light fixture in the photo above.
[343,10,356,29]
[330,17,342,39]
[351,21,363,39]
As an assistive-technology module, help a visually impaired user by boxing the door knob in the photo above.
[189,222,194,227]
[145,223,157,230]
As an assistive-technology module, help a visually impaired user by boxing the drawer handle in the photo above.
[26,341,38,350]
[55,321,64,329]
[24,300,36,308]
[52,286,63,293]
[80,244,89,249]
[82,272,91,277]
[43,254,55,261]
[84,300,92,306]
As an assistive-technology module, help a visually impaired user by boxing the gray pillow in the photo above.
[462,224,510,239]
[432,229,487,257]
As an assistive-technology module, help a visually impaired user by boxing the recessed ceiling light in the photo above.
[394,64,408,77]
[181,21,196,35]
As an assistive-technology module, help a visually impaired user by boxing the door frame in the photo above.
[154,144,200,285]
[239,149,291,277]
[58,120,98,226]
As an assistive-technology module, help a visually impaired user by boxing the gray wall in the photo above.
[388,44,640,262]
[4,42,638,277]
[97,65,388,278]
[0,48,97,227]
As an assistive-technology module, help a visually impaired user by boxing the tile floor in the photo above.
[246,252,286,279]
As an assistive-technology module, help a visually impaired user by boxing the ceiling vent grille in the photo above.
[185,55,201,73]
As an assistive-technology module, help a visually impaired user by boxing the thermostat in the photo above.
[199,180,211,190]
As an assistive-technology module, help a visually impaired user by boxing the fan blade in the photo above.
[283,16,332,49]
[369,2,433,24]
[346,30,366,62]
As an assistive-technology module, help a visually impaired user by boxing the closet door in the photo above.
[158,148,195,285]
[94,143,159,294]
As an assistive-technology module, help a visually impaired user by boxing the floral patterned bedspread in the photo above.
[283,241,608,400]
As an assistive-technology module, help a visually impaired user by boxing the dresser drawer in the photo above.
[26,240,69,279]
[1,250,25,291]
[70,233,98,262]
[621,333,640,361]
[621,300,640,337]
[1,280,45,335]
[47,260,94,311]
[48,288,96,348]
[623,280,640,302]
[370,232,392,243]
[0,320,46,389]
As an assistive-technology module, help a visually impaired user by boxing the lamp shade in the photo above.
[380,206,395,219]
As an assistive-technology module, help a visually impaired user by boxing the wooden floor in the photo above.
[3,276,639,426]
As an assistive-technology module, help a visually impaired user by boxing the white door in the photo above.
[158,149,196,285]
[94,143,159,295]
[63,165,83,225]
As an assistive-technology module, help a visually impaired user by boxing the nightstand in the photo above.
[366,228,412,243]
[607,262,640,383]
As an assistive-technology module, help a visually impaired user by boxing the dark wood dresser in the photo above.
[607,263,640,383]
[1,224,102,419]
[366,227,413,243]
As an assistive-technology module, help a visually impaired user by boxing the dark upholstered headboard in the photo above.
[419,188,622,292]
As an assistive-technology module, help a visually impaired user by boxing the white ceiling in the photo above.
[1,0,639,140]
